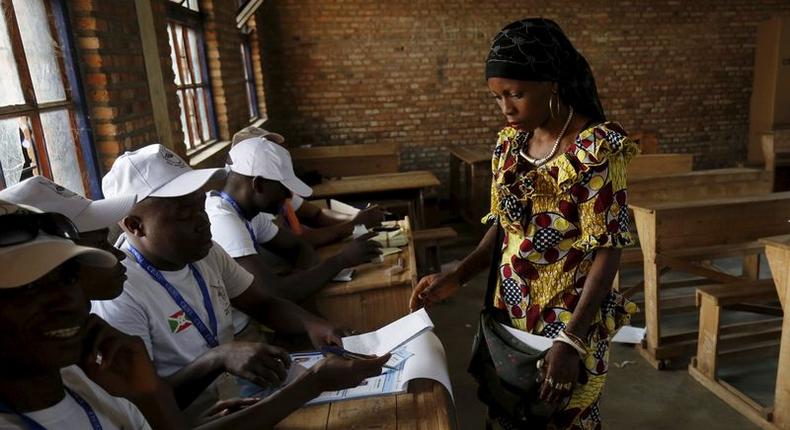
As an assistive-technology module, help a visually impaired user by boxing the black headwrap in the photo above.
[485,18,606,122]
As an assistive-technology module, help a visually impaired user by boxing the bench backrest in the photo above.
[631,191,790,253]
[627,154,694,179]
[290,143,400,177]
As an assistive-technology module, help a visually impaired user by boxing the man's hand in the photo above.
[305,319,343,349]
[309,354,391,392]
[79,314,161,400]
[352,205,385,228]
[337,231,382,267]
[195,397,262,425]
[219,341,292,388]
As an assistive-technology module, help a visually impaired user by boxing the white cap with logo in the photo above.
[0,176,136,232]
[0,200,117,289]
[102,144,227,201]
[228,137,312,197]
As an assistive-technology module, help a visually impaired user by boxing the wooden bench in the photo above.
[688,280,783,430]
[761,236,790,429]
[630,192,790,368]
[413,227,458,275]
[290,143,400,178]
[627,153,694,179]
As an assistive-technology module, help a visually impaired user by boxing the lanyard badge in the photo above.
[218,191,260,252]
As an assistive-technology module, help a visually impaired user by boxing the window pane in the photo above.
[40,109,85,195]
[197,88,210,141]
[0,7,25,106]
[176,91,189,148]
[0,116,38,187]
[187,28,202,84]
[12,0,66,103]
[167,24,182,86]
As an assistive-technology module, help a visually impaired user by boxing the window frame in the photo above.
[166,1,219,152]
[239,32,259,122]
[0,0,101,196]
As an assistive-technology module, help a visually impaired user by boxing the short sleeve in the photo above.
[573,131,638,251]
[210,243,253,299]
[251,213,279,243]
[481,130,510,225]
[91,294,154,360]
[208,212,259,258]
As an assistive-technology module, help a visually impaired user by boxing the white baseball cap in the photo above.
[0,200,117,289]
[102,144,226,201]
[0,176,136,233]
[228,137,312,197]
[232,126,285,146]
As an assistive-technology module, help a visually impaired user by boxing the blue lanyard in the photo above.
[217,191,260,252]
[127,245,219,348]
[0,388,104,430]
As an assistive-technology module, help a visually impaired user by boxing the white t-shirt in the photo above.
[91,242,254,378]
[205,192,280,258]
[0,366,150,430]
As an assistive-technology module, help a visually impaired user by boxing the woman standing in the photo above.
[410,18,638,429]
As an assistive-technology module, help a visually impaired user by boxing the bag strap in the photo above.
[483,223,504,311]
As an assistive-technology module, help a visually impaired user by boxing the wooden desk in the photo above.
[630,192,790,368]
[291,143,400,177]
[313,220,417,332]
[627,153,694,179]
[449,145,491,225]
[762,236,790,429]
[275,379,456,430]
[311,172,440,229]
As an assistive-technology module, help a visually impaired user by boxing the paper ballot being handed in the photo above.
[341,308,434,356]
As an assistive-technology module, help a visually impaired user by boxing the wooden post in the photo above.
[743,254,761,280]
[634,209,661,353]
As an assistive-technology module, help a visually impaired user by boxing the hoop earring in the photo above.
[548,93,560,119]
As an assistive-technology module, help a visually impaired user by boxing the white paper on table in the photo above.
[330,199,361,217]
[379,247,402,257]
[352,224,369,238]
[332,268,355,282]
[611,325,646,344]
[499,323,553,352]
[342,308,434,356]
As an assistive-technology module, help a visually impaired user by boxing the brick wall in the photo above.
[255,0,790,192]
[69,0,251,173]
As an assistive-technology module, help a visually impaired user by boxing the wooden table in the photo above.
[275,379,456,430]
[448,145,491,225]
[312,219,417,332]
[761,235,790,429]
[311,171,440,229]
[627,153,694,179]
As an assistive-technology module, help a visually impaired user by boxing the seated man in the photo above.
[0,202,388,430]
[91,144,370,422]
[0,201,172,429]
[230,126,386,247]
[0,175,136,300]
[207,136,382,305]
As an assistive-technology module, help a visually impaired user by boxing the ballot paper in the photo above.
[332,268,355,282]
[499,323,553,351]
[352,224,369,239]
[287,330,453,405]
[341,308,434,356]
[611,325,646,344]
[330,199,361,217]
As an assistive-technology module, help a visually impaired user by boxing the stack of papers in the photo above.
[280,309,453,405]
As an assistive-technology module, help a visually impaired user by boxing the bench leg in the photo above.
[695,295,721,379]
[742,254,760,280]
[644,260,662,356]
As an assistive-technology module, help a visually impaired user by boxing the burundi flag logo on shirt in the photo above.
[168,310,193,334]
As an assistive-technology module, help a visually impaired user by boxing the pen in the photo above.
[365,202,393,216]
[321,346,397,370]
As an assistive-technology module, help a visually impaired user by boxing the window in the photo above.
[0,0,98,195]
[240,35,259,121]
[167,0,217,150]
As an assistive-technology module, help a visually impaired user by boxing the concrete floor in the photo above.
[426,224,771,429]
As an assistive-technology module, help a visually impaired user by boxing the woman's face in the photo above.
[488,78,554,131]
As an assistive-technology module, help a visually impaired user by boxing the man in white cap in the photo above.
[207,136,382,304]
[92,144,369,422]
[229,127,385,247]
[0,200,180,429]
[0,176,136,300]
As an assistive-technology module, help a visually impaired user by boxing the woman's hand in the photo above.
[409,271,462,311]
[539,341,581,404]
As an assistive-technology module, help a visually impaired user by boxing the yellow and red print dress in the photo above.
[483,122,639,430]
